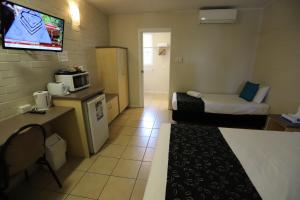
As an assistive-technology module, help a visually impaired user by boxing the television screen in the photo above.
[1,1,64,51]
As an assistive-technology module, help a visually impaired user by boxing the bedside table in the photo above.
[265,114,300,132]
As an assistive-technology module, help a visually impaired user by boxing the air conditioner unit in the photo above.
[199,8,238,24]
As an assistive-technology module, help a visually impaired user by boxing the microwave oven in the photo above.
[55,72,90,92]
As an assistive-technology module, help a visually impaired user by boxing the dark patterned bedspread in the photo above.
[166,124,262,200]
[176,93,205,112]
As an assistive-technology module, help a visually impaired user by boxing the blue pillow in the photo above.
[239,81,259,101]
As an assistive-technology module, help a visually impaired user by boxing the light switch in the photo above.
[178,57,183,64]
[174,57,178,63]
[174,57,183,64]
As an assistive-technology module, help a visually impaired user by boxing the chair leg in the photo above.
[43,159,62,188]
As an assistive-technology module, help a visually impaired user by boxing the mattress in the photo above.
[172,92,269,115]
[144,124,300,200]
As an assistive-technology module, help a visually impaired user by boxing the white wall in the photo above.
[253,0,300,113]
[144,32,171,94]
[0,0,109,120]
[109,9,263,106]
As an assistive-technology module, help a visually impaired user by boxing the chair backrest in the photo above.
[2,124,46,177]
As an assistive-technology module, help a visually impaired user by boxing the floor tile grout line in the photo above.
[68,193,100,200]
[104,98,165,198]
[128,151,148,200]
[63,153,101,198]
[87,157,151,175]
[93,148,149,164]
[96,173,138,199]
[107,174,139,180]
[129,179,138,200]
[65,164,90,197]
[95,172,110,200]
[97,133,127,200]
[103,123,147,199]
[135,147,148,180]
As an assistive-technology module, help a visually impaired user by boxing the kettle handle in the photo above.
[46,93,52,108]
[33,92,39,100]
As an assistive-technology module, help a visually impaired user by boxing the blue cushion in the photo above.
[239,81,259,101]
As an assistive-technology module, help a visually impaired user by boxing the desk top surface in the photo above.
[0,106,73,145]
[52,87,104,101]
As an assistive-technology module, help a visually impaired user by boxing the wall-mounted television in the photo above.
[1,1,64,52]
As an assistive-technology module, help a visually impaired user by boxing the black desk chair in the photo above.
[0,124,62,198]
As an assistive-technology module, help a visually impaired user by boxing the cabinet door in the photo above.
[107,97,119,124]
[96,48,118,93]
[117,48,129,112]
[107,101,113,124]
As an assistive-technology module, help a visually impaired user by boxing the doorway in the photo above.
[140,31,171,109]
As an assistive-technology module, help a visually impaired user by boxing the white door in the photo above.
[86,94,109,153]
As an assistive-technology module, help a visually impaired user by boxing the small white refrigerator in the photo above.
[84,94,109,154]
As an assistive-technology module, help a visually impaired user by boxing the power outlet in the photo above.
[19,104,32,114]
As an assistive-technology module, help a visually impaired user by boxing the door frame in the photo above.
[137,28,172,107]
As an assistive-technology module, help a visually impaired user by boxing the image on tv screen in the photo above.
[1,1,64,51]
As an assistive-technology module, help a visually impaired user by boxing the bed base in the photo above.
[172,110,267,129]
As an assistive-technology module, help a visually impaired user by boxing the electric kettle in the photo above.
[33,91,51,111]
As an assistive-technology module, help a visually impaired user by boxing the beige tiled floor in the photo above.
[8,93,171,200]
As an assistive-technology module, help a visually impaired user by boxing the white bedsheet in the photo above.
[144,124,300,200]
[172,92,269,115]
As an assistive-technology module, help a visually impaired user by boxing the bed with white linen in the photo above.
[172,93,269,128]
[144,124,300,200]
[172,93,269,115]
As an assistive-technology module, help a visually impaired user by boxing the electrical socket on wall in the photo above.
[18,104,32,114]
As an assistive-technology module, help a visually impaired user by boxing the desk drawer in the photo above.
[107,96,119,123]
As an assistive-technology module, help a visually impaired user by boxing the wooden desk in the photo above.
[265,114,300,132]
[0,106,89,157]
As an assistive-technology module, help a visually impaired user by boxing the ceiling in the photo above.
[86,0,272,15]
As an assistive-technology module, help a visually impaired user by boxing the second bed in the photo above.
[172,92,269,128]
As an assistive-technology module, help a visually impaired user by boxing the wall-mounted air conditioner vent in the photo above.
[199,8,238,24]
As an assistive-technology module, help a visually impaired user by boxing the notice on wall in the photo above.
[57,51,69,62]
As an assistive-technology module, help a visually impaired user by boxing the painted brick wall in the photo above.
[0,0,109,120]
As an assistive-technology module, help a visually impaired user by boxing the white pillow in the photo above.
[253,86,270,103]
[187,91,203,98]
